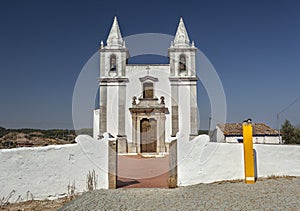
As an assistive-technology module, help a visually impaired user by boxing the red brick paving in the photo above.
[117,155,169,188]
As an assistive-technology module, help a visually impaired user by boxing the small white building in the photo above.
[93,17,199,153]
[212,123,280,144]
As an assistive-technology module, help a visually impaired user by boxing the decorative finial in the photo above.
[100,40,104,49]
[132,96,137,105]
[160,96,165,104]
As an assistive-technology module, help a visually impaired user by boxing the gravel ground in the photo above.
[59,177,300,210]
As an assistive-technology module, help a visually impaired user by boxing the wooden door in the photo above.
[140,118,157,153]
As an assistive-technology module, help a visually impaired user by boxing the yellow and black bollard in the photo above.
[242,119,255,184]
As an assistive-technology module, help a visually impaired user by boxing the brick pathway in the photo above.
[117,155,169,188]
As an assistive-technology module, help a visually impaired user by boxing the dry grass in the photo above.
[0,195,79,211]
[257,175,296,181]
[213,179,244,184]
[87,170,97,191]
[213,175,297,184]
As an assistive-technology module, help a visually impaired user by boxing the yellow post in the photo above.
[242,119,255,184]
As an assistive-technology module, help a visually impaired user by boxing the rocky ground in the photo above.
[58,177,300,210]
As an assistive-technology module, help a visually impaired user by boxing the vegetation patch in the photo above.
[0,127,92,149]
[281,120,300,144]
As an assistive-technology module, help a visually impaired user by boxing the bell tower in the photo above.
[98,16,129,140]
[100,16,129,77]
[169,17,199,139]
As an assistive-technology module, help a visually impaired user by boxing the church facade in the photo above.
[93,17,199,154]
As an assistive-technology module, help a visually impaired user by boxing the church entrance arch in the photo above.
[130,99,168,154]
[140,118,157,153]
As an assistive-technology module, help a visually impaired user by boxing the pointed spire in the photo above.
[173,17,191,48]
[106,16,124,48]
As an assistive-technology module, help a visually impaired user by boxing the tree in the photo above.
[281,120,300,144]
[293,127,300,144]
[0,127,8,137]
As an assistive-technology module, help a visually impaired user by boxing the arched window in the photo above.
[110,54,117,71]
[179,54,186,72]
[143,82,154,98]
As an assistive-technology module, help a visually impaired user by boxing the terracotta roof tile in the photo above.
[217,123,278,136]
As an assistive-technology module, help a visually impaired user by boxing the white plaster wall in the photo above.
[177,134,300,186]
[97,64,196,142]
[225,136,243,143]
[253,136,280,144]
[177,134,244,186]
[125,65,172,143]
[93,109,100,139]
[254,144,300,176]
[106,84,119,136]
[215,126,225,142]
[225,136,280,144]
[178,85,191,135]
[0,135,109,203]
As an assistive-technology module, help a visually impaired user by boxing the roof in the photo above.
[106,16,124,48]
[173,17,190,48]
[217,123,279,136]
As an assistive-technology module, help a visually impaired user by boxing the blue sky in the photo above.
[0,0,300,129]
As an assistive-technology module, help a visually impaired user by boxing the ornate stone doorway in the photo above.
[140,118,157,153]
[129,97,168,154]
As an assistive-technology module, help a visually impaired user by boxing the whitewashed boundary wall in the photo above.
[177,134,300,186]
[0,135,109,203]
[1,133,299,202]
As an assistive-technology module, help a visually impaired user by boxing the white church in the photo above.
[93,17,199,154]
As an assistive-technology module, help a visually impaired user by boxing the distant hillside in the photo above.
[198,130,209,135]
[0,127,93,149]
